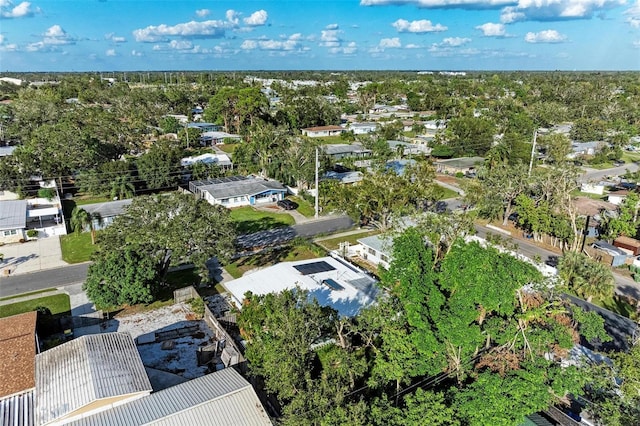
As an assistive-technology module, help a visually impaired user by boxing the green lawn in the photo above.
[289,196,315,217]
[60,232,96,263]
[0,288,57,302]
[230,206,295,234]
[74,196,113,206]
[0,293,71,318]
[218,144,238,154]
[437,186,460,200]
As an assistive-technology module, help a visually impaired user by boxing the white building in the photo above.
[181,153,232,168]
[223,256,378,317]
[189,176,287,208]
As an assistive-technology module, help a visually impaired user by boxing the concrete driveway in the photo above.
[0,236,68,277]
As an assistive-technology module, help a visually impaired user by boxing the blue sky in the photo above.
[1,0,639,71]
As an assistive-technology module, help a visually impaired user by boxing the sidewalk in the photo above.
[1,236,68,276]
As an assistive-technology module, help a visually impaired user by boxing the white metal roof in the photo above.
[35,333,152,425]
[223,256,378,317]
[67,368,272,426]
[0,200,27,231]
[0,390,34,426]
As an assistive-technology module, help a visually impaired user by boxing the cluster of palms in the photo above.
[558,251,615,302]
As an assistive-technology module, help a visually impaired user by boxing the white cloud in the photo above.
[42,25,74,45]
[241,39,258,50]
[329,41,358,54]
[0,34,3,43]
[242,33,303,51]
[379,37,402,48]
[196,9,210,18]
[243,10,268,26]
[320,29,343,47]
[625,1,640,27]
[524,29,567,43]
[405,43,422,48]
[441,36,471,46]
[392,18,447,33]
[105,33,126,43]
[0,1,39,18]
[633,40,640,48]
[326,23,339,30]
[226,9,240,25]
[501,0,625,23]
[476,22,507,36]
[106,49,116,56]
[131,50,143,57]
[168,39,194,50]
[361,0,512,8]
[133,20,228,42]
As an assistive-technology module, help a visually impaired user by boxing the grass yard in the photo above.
[289,196,315,217]
[230,206,295,234]
[225,240,325,279]
[596,295,638,319]
[60,232,96,263]
[0,288,57,302]
[0,293,71,318]
[316,230,381,251]
[218,144,238,154]
[437,186,460,200]
[74,196,113,206]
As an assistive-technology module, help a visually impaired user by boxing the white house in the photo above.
[354,235,392,270]
[607,189,629,206]
[222,256,378,317]
[301,125,344,138]
[347,122,378,135]
[181,153,232,168]
[189,176,287,208]
[200,131,241,146]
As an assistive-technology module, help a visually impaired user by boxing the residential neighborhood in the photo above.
[1,71,640,426]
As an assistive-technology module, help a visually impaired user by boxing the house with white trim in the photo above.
[301,125,344,138]
[189,176,287,208]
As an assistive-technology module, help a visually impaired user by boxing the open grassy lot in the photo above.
[218,144,238,154]
[60,232,96,263]
[230,206,295,234]
[225,240,325,279]
[437,186,459,199]
[0,293,71,318]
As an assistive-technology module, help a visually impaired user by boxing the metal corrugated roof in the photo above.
[0,390,34,426]
[0,200,27,231]
[68,368,272,426]
[35,333,152,425]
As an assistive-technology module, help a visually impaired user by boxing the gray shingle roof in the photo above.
[68,368,272,426]
[81,199,133,218]
[0,200,27,231]
[35,333,152,425]
[197,178,285,200]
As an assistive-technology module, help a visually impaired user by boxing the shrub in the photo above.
[189,297,205,319]
[26,229,38,238]
[37,187,56,201]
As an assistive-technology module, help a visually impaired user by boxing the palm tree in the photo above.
[109,176,135,200]
[575,261,615,303]
[70,207,102,245]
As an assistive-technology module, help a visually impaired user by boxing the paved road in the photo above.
[0,263,90,297]
[580,162,640,183]
[1,215,355,298]
[475,224,640,300]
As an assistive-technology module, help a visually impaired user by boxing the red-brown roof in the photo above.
[614,235,640,248]
[0,311,37,398]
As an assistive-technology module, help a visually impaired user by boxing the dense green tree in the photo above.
[446,115,495,156]
[84,246,158,309]
[601,192,639,239]
[558,251,615,302]
[135,140,181,190]
[90,192,236,292]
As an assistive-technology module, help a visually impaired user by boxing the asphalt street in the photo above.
[1,215,355,298]
[580,162,640,183]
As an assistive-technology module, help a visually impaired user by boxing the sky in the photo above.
[1,0,639,72]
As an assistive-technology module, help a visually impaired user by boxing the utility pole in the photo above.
[314,147,319,219]
[528,129,537,177]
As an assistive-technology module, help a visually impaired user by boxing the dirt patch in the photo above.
[436,174,459,184]
[574,196,616,216]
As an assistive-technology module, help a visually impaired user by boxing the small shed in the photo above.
[614,236,640,256]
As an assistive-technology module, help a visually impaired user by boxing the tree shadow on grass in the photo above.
[234,216,288,235]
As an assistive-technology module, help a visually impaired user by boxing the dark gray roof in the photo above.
[35,333,152,425]
[197,178,286,200]
[81,199,133,218]
[68,368,272,426]
[322,143,371,156]
[0,390,34,426]
[0,200,27,231]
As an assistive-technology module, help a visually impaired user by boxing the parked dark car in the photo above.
[277,199,298,210]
